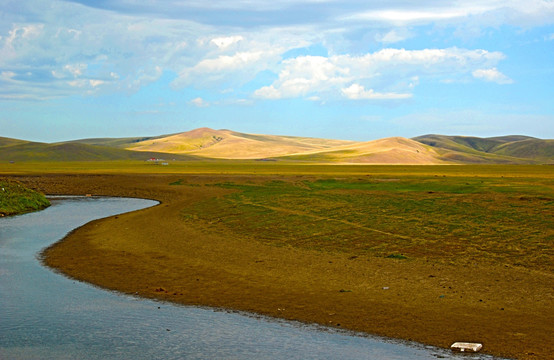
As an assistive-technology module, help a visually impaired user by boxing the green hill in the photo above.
[492,139,554,159]
[69,135,170,149]
[0,136,31,148]
[0,140,199,162]
[413,134,553,164]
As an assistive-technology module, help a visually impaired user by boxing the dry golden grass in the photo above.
[123,128,446,163]
[279,137,444,164]
[126,127,357,159]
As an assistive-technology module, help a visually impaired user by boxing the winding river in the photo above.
[0,196,501,359]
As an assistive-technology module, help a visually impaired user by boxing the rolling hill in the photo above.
[125,127,358,159]
[276,137,445,164]
[0,136,30,148]
[1,129,552,164]
[0,139,198,162]
[413,134,554,164]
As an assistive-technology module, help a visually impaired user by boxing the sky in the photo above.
[1,0,553,142]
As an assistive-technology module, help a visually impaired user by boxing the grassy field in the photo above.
[2,159,553,176]
[4,162,553,270]
[0,178,50,216]
[174,169,554,272]
[4,162,553,267]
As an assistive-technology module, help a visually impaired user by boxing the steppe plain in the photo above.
[2,128,554,359]
[2,161,553,360]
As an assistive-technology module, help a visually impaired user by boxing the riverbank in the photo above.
[9,171,554,360]
[0,178,50,216]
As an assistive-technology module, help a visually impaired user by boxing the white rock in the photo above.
[450,342,483,352]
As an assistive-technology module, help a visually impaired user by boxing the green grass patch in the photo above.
[306,178,484,193]
[169,179,184,185]
[0,179,50,216]
[169,179,201,186]
[181,173,554,271]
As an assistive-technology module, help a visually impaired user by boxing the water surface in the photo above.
[0,196,502,359]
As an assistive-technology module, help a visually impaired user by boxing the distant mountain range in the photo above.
[1,128,552,164]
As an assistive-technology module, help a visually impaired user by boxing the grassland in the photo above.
[0,178,50,216]
[2,159,553,175]
[4,162,554,359]
[179,174,553,272]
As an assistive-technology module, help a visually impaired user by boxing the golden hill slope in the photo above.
[126,127,358,159]
[125,128,444,164]
[278,137,445,164]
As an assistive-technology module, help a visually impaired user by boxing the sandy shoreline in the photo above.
[10,173,554,360]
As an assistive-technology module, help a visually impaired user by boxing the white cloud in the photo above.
[173,51,265,88]
[66,79,105,88]
[254,85,282,99]
[255,47,507,100]
[6,24,44,43]
[172,44,286,89]
[408,76,419,88]
[196,52,263,72]
[67,79,87,88]
[0,24,44,61]
[339,1,554,27]
[472,68,513,84]
[190,97,210,107]
[64,63,87,77]
[210,36,244,49]
[1,71,16,80]
[254,55,350,99]
[341,84,412,100]
[0,1,222,98]
[232,98,254,106]
[350,48,505,69]
[89,79,105,87]
[343,5,494,25]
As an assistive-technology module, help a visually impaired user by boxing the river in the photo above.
[0,196,501,359]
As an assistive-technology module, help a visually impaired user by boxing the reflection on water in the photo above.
[0,196,502,359]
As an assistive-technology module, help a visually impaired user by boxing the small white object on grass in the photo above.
[450,342,482,352]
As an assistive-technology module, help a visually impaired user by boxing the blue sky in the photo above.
[1,0,553,142]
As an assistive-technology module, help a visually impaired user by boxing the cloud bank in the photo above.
[1,0,551,102]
